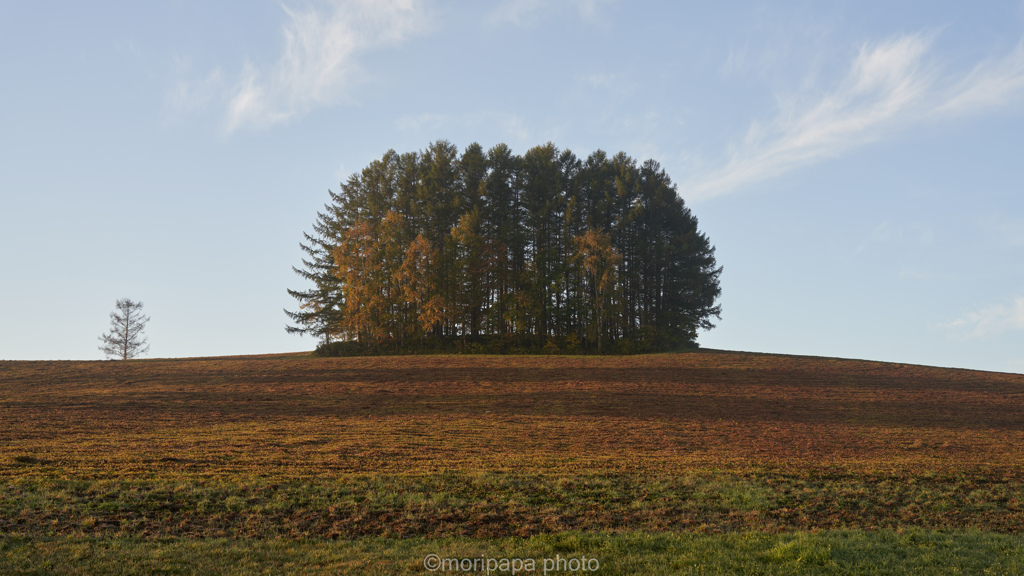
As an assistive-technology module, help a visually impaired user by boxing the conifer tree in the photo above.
[285,199,346,344]
[98,298,150,360]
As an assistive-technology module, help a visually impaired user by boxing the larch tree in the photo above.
[98,298,151,360]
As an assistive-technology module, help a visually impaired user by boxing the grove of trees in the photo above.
[287,141,722,354]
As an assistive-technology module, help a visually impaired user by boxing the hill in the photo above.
[2,350,1023,573]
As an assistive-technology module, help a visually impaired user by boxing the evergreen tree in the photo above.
[285,197,346,344]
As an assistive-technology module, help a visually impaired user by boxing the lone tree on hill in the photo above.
[98,298,150,360]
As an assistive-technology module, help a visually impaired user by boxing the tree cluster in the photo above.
[287,141,722,354]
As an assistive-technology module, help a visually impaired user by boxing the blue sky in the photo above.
[2,1,1023,372]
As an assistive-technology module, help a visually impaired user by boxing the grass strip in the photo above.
[2,530,1022,575]
[3,472,1022,538]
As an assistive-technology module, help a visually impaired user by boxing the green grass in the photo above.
[3,472,1022,574]
[3,472,1022,539]
[2,530,1022,575]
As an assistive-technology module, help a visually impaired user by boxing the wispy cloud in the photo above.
[936,41,1024,115]
[165,59,226,122]
[489,0,615,26]
[174,0,427,133]
[945,296,1024,339]
[686,33,1024,200]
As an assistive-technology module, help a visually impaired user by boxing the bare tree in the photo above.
[98,298,150,360]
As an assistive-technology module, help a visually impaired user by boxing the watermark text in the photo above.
[423,553,601,574]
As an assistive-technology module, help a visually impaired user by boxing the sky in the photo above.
[1,1,1023,373]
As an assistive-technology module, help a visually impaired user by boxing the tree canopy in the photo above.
[287,141,721,354]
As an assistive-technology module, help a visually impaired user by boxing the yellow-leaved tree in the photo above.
[573,229,622,354]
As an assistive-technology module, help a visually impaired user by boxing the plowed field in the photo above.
[2,351,1022,542]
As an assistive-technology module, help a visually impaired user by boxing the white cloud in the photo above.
[686,32,1024,200]
[216,0,427,132]
[935,41,1024,115]
[489,0,614,26]
[945,297,1024,339]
